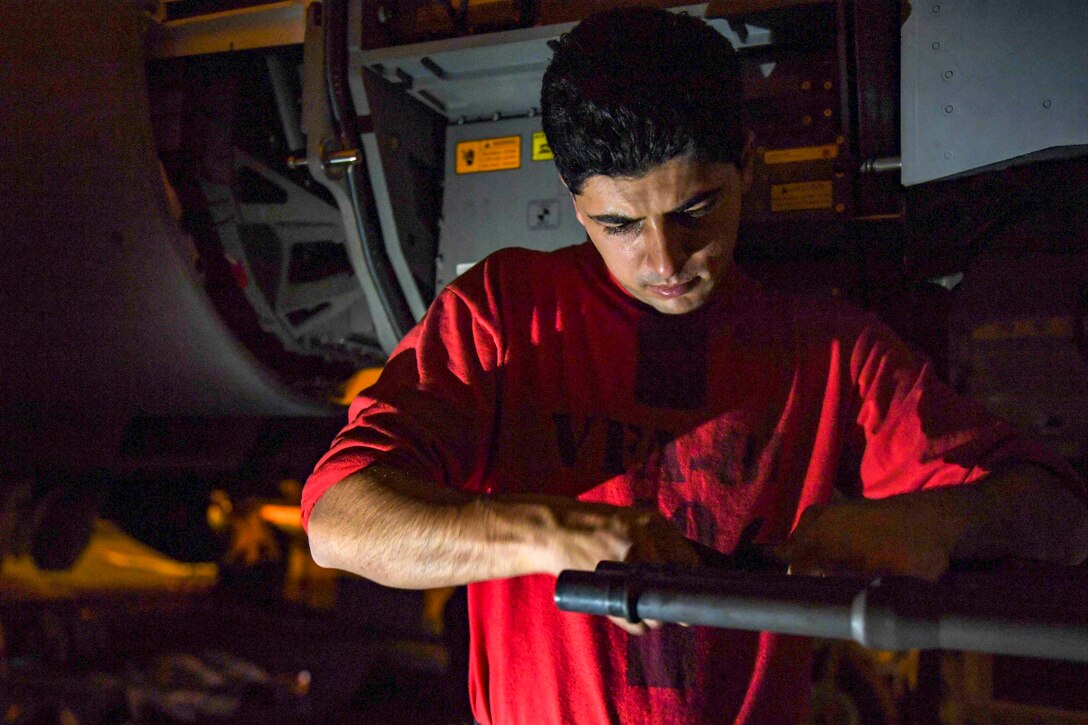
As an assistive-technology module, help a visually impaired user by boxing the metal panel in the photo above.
[360,8,771,122]
[0,0,329,474]
[436,117,584,290]
[151,0,307,59]
[901,1,1088,185]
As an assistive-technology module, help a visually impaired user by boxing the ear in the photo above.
[739,131,756,193]
[566,177,588,228]
[571,194,588,228]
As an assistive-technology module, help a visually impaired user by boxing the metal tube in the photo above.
[555,563,1088,663]
[859,156,903,174]
[939,614,1088,663]
[556,566,860,638]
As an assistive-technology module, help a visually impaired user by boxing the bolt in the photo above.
[943,70,954,80]
[932,41,941,50]
[944,105,954,113]
[1043,99,1052,108]
[932,4,941,13]
[944,151,953,159]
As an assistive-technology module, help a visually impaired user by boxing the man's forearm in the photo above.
[305,463,695,589]
[786,462,1088,579]
[307,465,555,587]
[950,462,1088,565]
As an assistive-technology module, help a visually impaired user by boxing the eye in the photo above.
[603,220,641,236]
[686,202,715,218]
[670,200,717,228]
[671,211,703,229]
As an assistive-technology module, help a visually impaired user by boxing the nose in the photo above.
[644,221,690,281]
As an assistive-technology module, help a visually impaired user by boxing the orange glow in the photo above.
[259,504,304,532]
[332,366,383,405]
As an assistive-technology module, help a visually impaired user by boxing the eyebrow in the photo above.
[587,186,725,225]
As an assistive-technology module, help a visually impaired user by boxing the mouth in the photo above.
[647,278,699,299]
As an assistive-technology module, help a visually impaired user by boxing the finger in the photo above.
[647,521,700,567]
[666,537,701,567]
[608,615,647,635]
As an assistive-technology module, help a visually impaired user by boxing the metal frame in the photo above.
[151,0,308,59]
[300,1,415,354]
[201,149,383,362]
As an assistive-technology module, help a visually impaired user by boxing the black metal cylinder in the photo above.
[555,562,1088,663]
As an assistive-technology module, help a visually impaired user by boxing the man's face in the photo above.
[571,156,748,315]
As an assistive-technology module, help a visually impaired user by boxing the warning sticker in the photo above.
[770,180,834,212]
[455,135,521,174]
[532,131,553,161]
[763,144,839,165]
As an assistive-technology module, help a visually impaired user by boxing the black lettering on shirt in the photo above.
[603,417,643,475]
[552,412,595,467]
[669,501,718,546]
[691,429,781,487]
[639,428,685,484]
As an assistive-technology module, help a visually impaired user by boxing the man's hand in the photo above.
[533,498,698,634]
[615,508,700,634]
[782,496,963,581]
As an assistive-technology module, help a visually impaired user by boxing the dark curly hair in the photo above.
[541,7,745,195]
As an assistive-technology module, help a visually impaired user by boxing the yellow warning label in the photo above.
[971,316,1074,342]
[532,131,553,161]
[770,180,834,212]
[455,135,521,174]
[764,144,840,165]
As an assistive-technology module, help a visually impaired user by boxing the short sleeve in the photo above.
[300,265,505,531]
[847,316,1085,503]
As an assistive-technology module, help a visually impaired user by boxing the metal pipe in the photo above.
[859,156,903,174]
[323,0,415,341]
[555,562,1088,663]
[286,148,358,170]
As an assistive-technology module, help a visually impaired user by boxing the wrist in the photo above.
[466,497,567,577]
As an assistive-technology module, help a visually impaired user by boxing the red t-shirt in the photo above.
[303,242,1076,724]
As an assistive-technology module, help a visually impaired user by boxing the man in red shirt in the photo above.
[303,8,1088,723]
